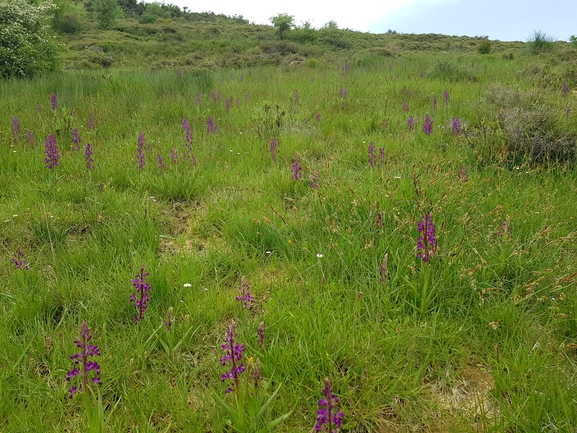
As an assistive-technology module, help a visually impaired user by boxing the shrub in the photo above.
[291,21,317,44]
[478,40,491,54]
[0,0,59,78]
[467,85,576,164]
[93,0,122,29]
[527,30,555,54]
[498,107,576,163]
[52,0,86,34]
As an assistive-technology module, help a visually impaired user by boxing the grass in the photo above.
[1,46,577,432]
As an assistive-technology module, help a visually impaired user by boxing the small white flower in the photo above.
[316,253,323,258]
[183,283,192,288]
[394,176,402,179]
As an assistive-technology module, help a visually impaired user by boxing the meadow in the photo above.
[1,47,577,432]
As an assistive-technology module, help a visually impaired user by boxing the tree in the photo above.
[270,13,295,39]
[323,20,338,30]
[0,0,59,79]
[93,0,122,29]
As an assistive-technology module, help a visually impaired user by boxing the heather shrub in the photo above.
[483,83,529,108]
[498,107,576,163]
[467,87,576,164]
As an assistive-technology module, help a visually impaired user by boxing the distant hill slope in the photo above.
[57,17,530,71]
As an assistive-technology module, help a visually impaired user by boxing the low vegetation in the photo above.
[1,2,577,432]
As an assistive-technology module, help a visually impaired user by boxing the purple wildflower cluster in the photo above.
[416,214,437,263]
[256,321,265,347]
[130,266,151,324]
[66,321,102,398]
[294,89,300,105]
[51,93,57,111]
[310,170,320,189]
[432,96,437,110]
[292,158,302,180]
[316,112,321,123]
[12,117,20,138]
[339,88,348,99]
[207,116,218,134]
[423,114,433,135]
[244,92,249,104]
[407,116,414,131]
[220,320,245,393]
[378,147,385,166]
[137,131,146,170]
[315,378,344,432]
[443,90,450,105]
[368,142,376,167]
[452,117,461,135]
[164,307,174,332]
[497,220,512,238]
[562,83,569,98]
[182,117,193,152]
[12,250,29,270]
[157,153,165,175]
[236,275,254,309]
[226,97,231,112]
[72,128,81,151]
[85,143,94,171]
[270,138,278,162]
[45,134,60,169]
[88,112,95,130]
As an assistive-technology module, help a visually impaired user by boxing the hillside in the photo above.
[57,15,531,71]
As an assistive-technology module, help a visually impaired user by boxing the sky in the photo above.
[165,0,576,42]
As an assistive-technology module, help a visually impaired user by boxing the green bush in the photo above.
[93,0,122,29]
[478,40,491,54]
[270,13,295,40]
[52,0,86,34]
[0,0,59,78]
[468,85,577,164]
[527,30,555,54]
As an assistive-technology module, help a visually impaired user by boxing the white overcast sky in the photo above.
[165,0,576,42]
